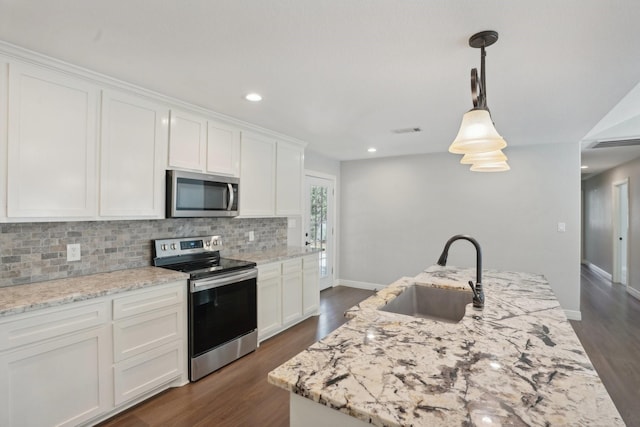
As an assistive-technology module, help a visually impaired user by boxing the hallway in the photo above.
[570,264,640,426]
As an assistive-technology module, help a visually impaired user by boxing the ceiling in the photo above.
[1,1,640,172]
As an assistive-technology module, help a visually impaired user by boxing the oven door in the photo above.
[189,268,257,358]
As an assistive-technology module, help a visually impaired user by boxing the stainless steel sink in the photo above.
[379,285,472,323]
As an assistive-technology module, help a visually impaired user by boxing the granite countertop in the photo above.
[268,265,623,426]
[0,267,188,317]
[0,246,317,318]
[227,246,321,265]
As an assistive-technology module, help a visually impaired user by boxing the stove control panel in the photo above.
[154,235,222,258]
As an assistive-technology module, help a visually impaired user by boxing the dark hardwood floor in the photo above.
[100,269,640,427]
[98,286,375,427]
[570,264,640,427]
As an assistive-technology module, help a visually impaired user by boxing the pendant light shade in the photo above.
[449,30,509,171]
[460,149,507,165]
[470,161,511,172]
[449,109,507,154]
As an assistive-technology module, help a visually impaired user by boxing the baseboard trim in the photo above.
[336,279,384,291]
[627,286,640,301]
[564,309,582,321]
[584,262,612,281]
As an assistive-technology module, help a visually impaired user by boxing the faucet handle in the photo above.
[467,280,478,298]
[468,280,485,309]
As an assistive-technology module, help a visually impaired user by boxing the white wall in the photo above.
[583,155,640,298]
[305,149,341,177]
[339,143,581,314]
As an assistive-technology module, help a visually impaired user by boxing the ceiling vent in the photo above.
[592,138,640,148]
[392,127,422,134]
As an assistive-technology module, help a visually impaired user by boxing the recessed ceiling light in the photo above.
[245,93,262,102]
[581,165,589,169]
[367,148,377,153]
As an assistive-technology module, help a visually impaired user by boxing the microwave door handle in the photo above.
[227,183,234,211]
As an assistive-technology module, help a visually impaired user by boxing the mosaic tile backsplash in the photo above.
[0,217,287,287]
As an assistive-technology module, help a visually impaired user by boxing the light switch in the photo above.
[557,222,566,233]
[248,231,255,241]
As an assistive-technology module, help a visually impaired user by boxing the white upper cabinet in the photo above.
[168,109,207,172]
[168,110,240,177]
[276,141,304,216]
[207,121,240,177]
[240,132,277,216]
[7,62,98,219]
[240,132,305,217]
[100,90,169,218]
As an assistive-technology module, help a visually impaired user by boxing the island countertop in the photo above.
[268,265,623,426]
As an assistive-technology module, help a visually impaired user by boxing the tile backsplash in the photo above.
[0,217,287,287]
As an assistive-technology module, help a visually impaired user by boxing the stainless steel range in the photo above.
[152,235,258,381]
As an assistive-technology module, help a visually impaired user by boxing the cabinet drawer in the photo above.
[282,258,302,275]
[113,339,183,406]
[258,263,281,280]
[113,305,183,362]
[0,301,108,351]
[113,282,184,320]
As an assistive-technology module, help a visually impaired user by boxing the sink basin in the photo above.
[379,285,472,323]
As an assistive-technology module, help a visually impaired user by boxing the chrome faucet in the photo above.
[436,234,484,309]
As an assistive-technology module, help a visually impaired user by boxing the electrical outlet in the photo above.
[67,243,81,262]
[248,231,255,242]
[557,222,566,233]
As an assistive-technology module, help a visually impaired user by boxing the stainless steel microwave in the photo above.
[166,170,239,218]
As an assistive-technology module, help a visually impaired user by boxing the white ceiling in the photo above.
[1,1,640,171]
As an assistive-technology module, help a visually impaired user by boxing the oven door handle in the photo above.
[190,268,257,293]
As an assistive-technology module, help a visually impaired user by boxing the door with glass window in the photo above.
[304,175,335,290]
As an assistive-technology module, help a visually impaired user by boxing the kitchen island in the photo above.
[268,265,623,426]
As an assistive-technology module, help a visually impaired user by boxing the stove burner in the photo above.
[152,235,256,278]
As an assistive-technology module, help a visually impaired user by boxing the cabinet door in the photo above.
[7,62,98,218]
[207,120,240,176]
[0,326,110,427]
[240,132,276,216]
[303,255,320,316]
[276,141,304,216]
[168,109,206,171]
[282,258,303,325]
[282,270,303,325]
[257,264,282,341]
[100,90,168,218]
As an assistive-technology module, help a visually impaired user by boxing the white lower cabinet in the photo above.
[257,255,320,342]
[257,263,282,340]
[0,280,187,427]
[282,259,303,325]
[111,284,186,408]
[0,301,111,427]
[113,340,183,406]
[302,254,320,316]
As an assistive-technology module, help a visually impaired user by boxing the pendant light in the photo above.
[470,161,510,172]
[449,31,509,171]
[460,149,507,165]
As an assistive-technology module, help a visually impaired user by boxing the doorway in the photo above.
[613,178,629,285]
[304,172,335,290]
